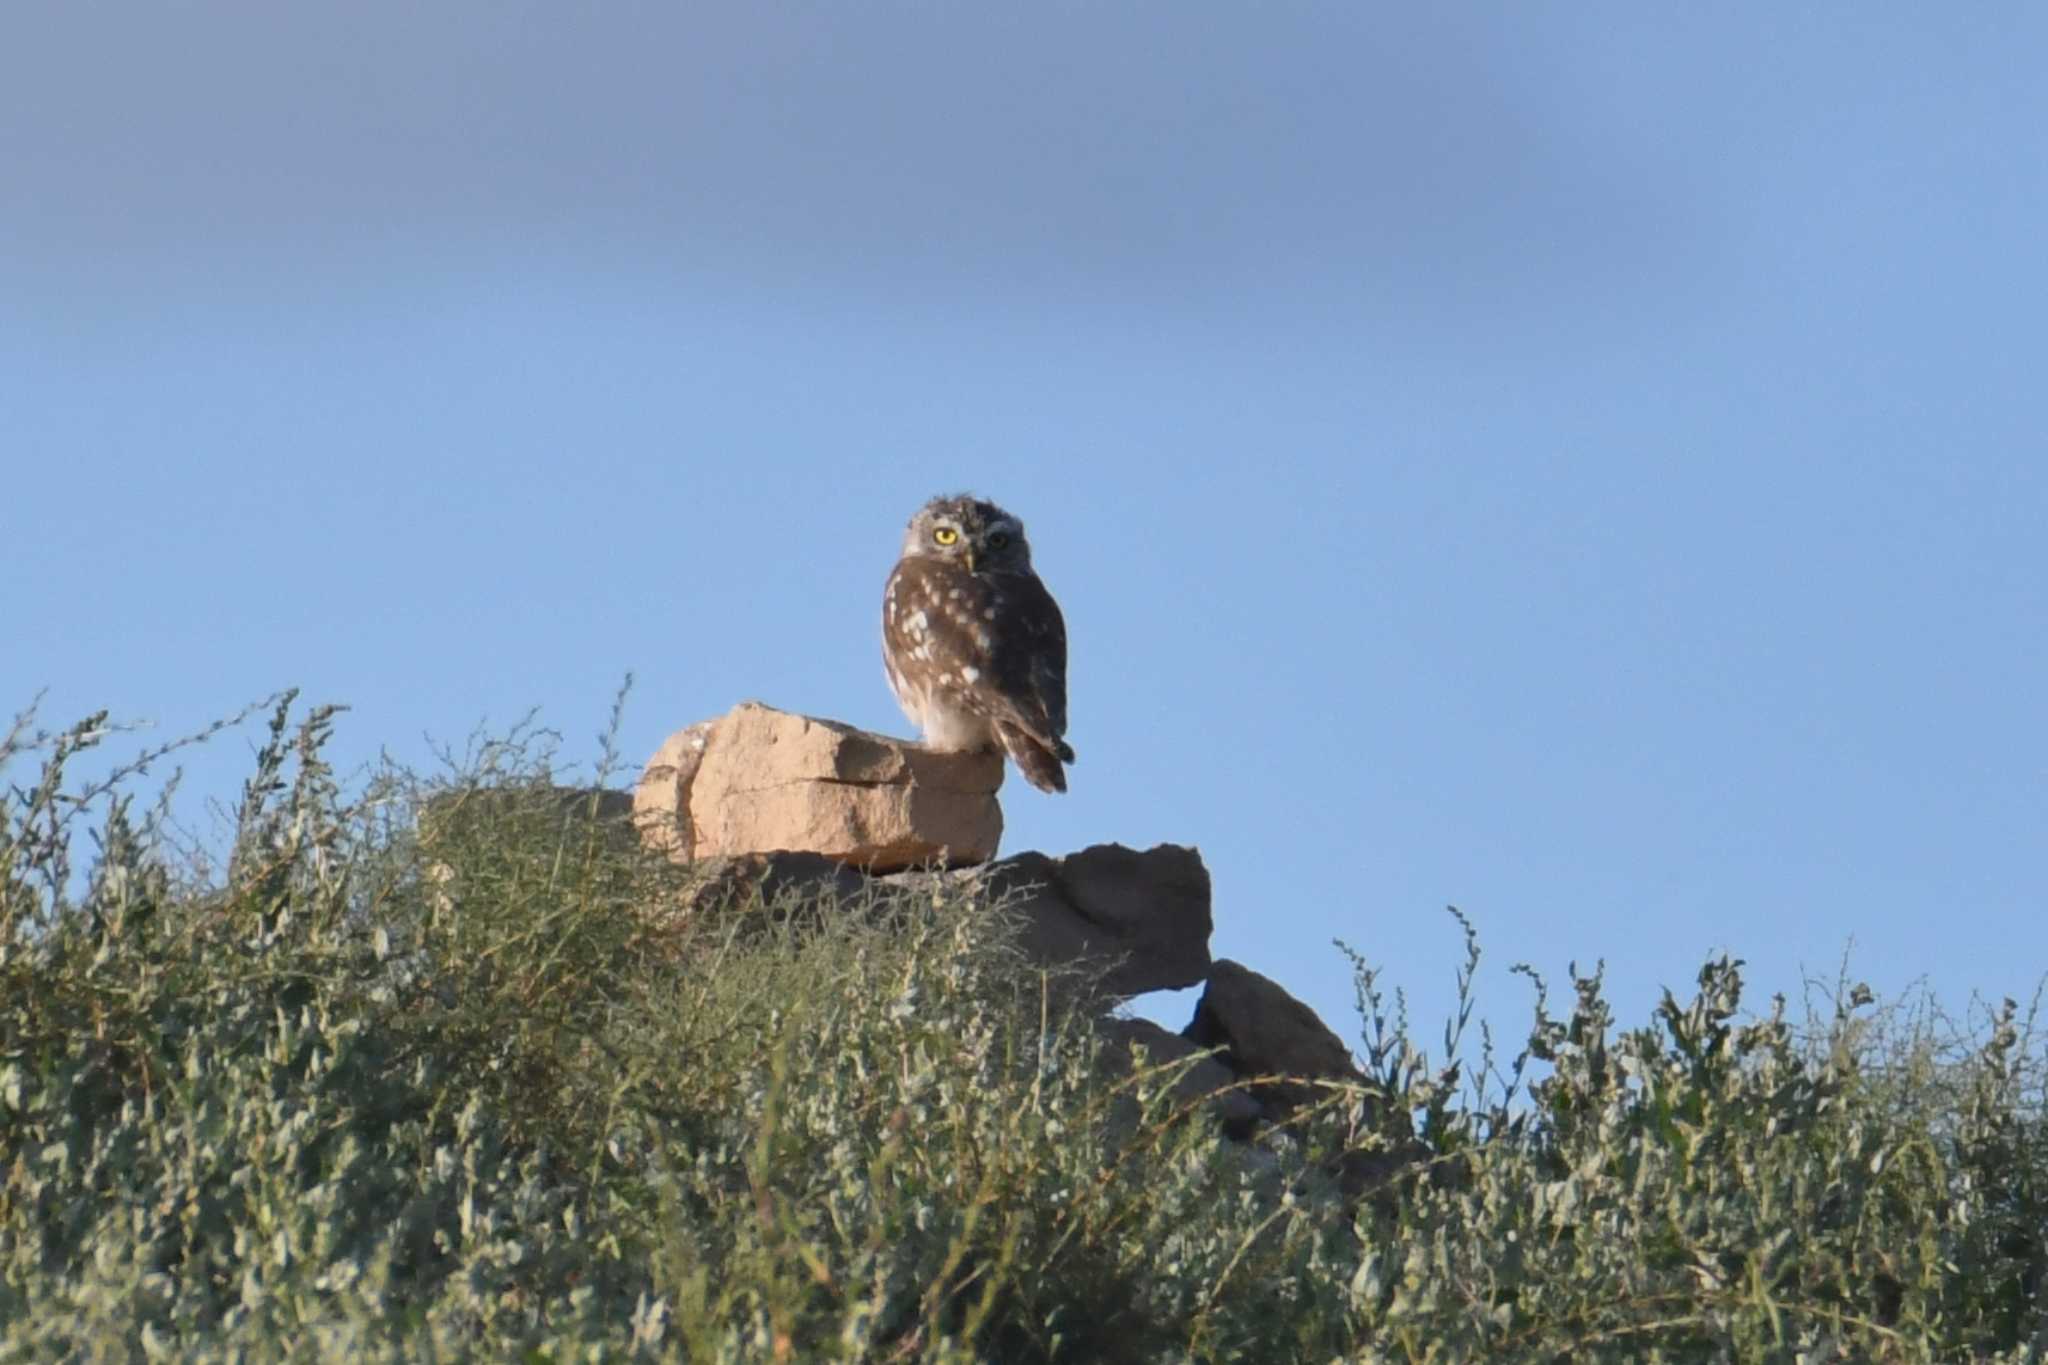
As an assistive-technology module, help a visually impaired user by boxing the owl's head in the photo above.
[901,494,1033,574]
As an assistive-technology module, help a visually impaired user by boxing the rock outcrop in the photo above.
[674,850,873,921]
[1098,1017,1263,1136]
[893,842,1213,998]
[635,703,1003,873]
[631,720,717,861]
[1184,959,1361,1116]
[619,702,1405,1180]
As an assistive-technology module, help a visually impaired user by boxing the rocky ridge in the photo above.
[633,701,1377,1147]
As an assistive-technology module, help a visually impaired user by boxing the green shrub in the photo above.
[2,693,2043,1362]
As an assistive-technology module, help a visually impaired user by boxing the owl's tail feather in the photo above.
[996,721,1070,794]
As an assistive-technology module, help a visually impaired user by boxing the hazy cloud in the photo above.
[4,4,1693,311]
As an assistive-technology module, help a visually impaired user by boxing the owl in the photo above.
[883,494,1076,794]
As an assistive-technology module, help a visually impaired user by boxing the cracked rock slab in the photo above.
[634,701,1003,872]
[632,720,718,861]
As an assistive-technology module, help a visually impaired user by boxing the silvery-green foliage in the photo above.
[3,693,2045,1362]
[1335,944,2048,1362]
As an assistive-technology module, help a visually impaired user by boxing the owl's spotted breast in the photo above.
[882,557,1007,749]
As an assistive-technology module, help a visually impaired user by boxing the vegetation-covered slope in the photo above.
[3,696,2043,1361]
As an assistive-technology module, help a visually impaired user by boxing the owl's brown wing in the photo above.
[986,570,1073,764]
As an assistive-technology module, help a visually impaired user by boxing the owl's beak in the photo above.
[963,550,976,573]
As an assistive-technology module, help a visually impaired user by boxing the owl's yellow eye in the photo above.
[933,527,959,546]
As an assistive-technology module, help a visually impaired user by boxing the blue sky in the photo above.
[7,4,2044,1060]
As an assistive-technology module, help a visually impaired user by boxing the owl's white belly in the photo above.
[886,663,995,752]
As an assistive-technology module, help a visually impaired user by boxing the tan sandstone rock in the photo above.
[634,702,1003,873]
[631,720,717,861]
